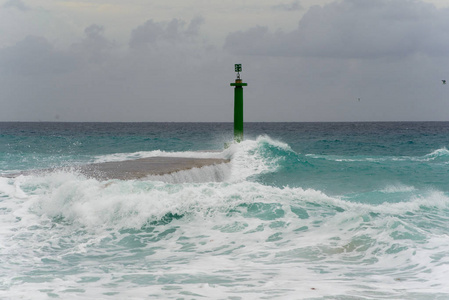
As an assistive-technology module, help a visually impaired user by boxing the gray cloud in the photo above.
[185,16,205,37]
[0,35,76,76]
[272,1,303,11]
[0,23,114,77]
[0,17,226,122]
[2,0,29,11]
[224,26,283,56]
[225,0,449,59]
[1,7,448,122]
[129,17,204,49]
[70,24,114,64]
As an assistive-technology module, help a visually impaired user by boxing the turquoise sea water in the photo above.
[1,122,449,299]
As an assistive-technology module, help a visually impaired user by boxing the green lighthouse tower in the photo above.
[230,64,247,142]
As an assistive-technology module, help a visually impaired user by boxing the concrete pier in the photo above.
[78,157,230,180]
[4,157,230,181]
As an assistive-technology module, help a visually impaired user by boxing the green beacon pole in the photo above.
[230,64,247,142]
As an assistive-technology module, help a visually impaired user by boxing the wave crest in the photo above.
[422,147,449,161]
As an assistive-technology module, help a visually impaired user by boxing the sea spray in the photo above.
[2,122,449,299]
[4,171,449,298]
[144,163,231,183]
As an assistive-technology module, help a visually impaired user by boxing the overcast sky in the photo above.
[1,0,449,122]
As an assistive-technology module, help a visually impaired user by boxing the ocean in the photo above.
[1,122,449,299]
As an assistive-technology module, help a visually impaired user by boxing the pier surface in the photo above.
[4,157,230,180]
[78,157,230,180]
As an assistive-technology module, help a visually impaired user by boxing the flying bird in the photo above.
[443,80,446,84]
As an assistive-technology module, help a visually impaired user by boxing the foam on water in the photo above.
[224,135,290,182]
[143,162,232,183]
[1,134,449,299]
[2,186,449,297]
[306,147,449,164]
[92,149,228,163]
[2,173,449,298]
[422,147,449,161]
[380,184,417,193]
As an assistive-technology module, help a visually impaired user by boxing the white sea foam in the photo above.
[144,162,232,183]
[422,147,449,160]
[380,184,416,193]
[305,153,391,163]
[2,136,449,299]
[93,149,228,163]
[2,171,449,299]
[223,135,290,182]
[82,135,278,185]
